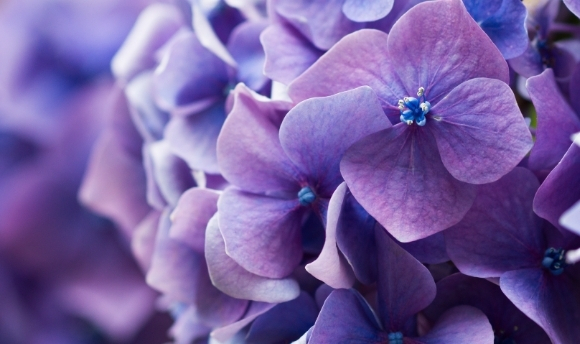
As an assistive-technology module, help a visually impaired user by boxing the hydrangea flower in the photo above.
[289,0,532,242]
[309,225,493,343]
[445,167,580,343]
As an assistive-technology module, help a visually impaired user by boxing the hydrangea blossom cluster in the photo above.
[8,0,580,342]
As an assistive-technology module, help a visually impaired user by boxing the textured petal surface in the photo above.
[534,143,580,228]
[415,306,493,344]
[500,266,580,344]
[423,274,550,344]
[342,0,394,22]
[217,84,298,193]
[289,29,404,124]
[305,183,356,289]
[205,214,300,303]
[445,168,545,277]
[564,0,580,17]
[273,0,363,50]
[429,78,532,184]
[479,0,528,59]
[399,232,449,265]
[169,188,219,253]
[375,226,436,331]
[261,22,324,86]
[388,0,509,104]
[153,30,228,111]
[341,124,476,242]
[463,0,502,22]
[218,188,303,279]
[309,289,381,344]
[164,102,225,174]
[211,302,275,343]
[527,69,580,171]
[280,86,391,197]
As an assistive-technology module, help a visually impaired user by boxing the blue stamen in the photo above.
[388,332,403,344]
[298,186,316,206]
[398,87,430,126]
[542,247,566,275]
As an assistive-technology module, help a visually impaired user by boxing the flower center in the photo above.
[298,186,316,206]
[387,332,403,344]
[542,247,566,275]
[398,87,430,126]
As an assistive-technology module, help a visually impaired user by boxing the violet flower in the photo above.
[289,0,532,242]
[445,167,580,343]
[216,84,389,279]
[309,225,493,343]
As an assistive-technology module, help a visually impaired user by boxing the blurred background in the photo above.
[0,0,173,342]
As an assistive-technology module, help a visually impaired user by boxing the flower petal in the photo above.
[305,183,356,289]
[429,78,532,184]
[388,0,508,103]
[341,124,476,242]
[527,69,580,171]
[500,266,580,344]
[415,306,493,344]
[479,0,528,59]
[205,214,300,303]
[218,187,303,278]
[342,0,394,22]
[227,20,269,91]
[375,226,436,331]
[445,167,545,277]
[280,86,391,197]
[217,84,299,193]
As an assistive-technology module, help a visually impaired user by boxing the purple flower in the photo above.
[289,0,532,242]
[216,84,389,279]
[309,225,493,343]
[445,167,580,343]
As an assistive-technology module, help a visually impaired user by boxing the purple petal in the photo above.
[125,71,170,142]
[341,124,476,242]
[280,86,391,197]
[508,43,544,78]
[191,1,237,67]
[79,129,149,234]
[569,62,580,115]
[309,289,381,343]
[334,188,377,285]
[305,182,356,289]
[147,140,196,207]
[564,0,580,17]
[342,0,394,22]
[217,84,298,194]
[463,0,502,22]
[423,274,550,344]
[560,200,580,235]
[527,69,580,171]
[429,78,532,184]
[289,29,405,123]
[164,102,225,174]
[153,30,228,112]
[500,266,580,344]
[227,20,269,91]
[399,232,449,265]
[534,143,580,228]
[479,0,528,59]
[205,214,300,303]
[273,0,363,50]
[131,211,161,272]
[218,188,303,278]
[246,291,318,343]
[211,302,275,343]
[415,306,493,344]
[445,167,545,278]
[388,0,509,104]
[112,3,185,83]
[261,23,324,85]
[375,226,436,331]
[169,188,219,253]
